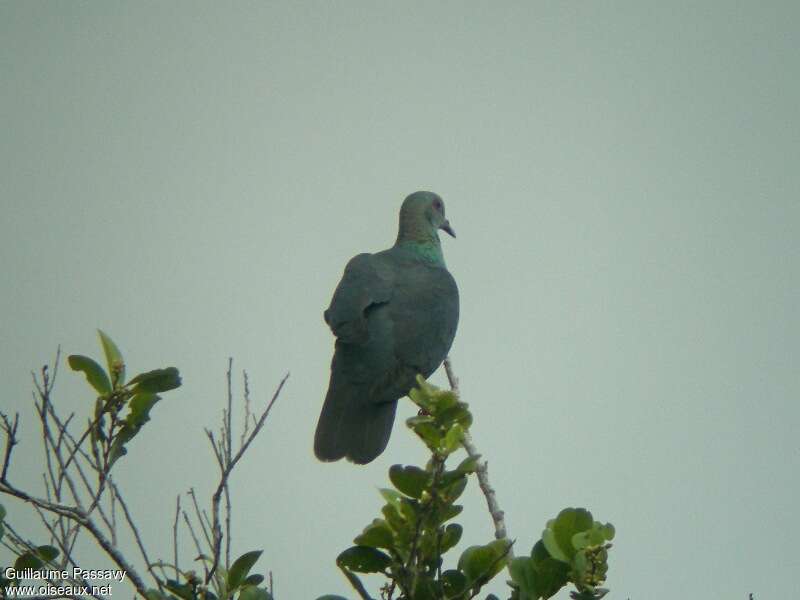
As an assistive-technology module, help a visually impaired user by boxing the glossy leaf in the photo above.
[354,519,393,549]
[243,574,265,586]
[438,503,463,523]
[409,420,442,450]
[457,539,510,584]
[542,508,594,563]
[165,579,194,600]
[455,454,481,474]
[441,569,467,596]
[336,546,391,573]
[238,587,272,600]
[440,523,463,553]
[108,392,160,465]
[443,423,464,453]
[128,367,182,393]
[379,488,404,513]
[98,329,125,386]
[228,550,263,589]
[442,474,468,502]
[572,521,614,551]
[511,542,570,600]
[14,544,59,571]
[389,464,429,498]
[67,355,111,395]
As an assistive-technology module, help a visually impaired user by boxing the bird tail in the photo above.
[314,378,398,465]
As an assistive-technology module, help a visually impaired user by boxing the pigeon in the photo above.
[314,191,459,464]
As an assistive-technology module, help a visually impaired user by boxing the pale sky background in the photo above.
[1,2,798,599]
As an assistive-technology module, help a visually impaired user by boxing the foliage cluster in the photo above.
[0,333,614,600]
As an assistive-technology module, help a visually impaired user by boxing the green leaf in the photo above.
[531,540,571,599]
[354,519,394,549]
[145,590,173,600]
[128,367,182,393]
[67,355,111,395]
[542,528,568,563]
[165,579,194,600]
[379,488,404,513]
[572,521,614,550]
[243,574,264,586]
[440,569,467,596]
[389,464,429,499]
[439,504,463,523]
[441,474,468,502]
[98,329,125,386]
[440,523,463,553]
[238,587,273,600]
[14,545,59,571]
[457,539,511,585]
[381,503,406,534]
[542,508,594,563]
[455,454,481,474]
[34,545,59,562]
[511,547,571,600]
[443,423,464,453]
[228,550,263,589]
[14,551,43,571]
[336,546,391,573]
[108,392,160,466]
[407,419,442,450]
[509,557,538,598]
[438,404,472,429]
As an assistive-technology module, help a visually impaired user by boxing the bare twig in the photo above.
[240,371,253,447]
[0,412,19,481]
[173,494,181,580]
[110,480,161,589]
[182,509,203,558]
[3,521,102,600]
[188,488,212,547]
[443,357,514,561]
[29,507,104,599]
[205,372,289,583]
[0,478,149,596]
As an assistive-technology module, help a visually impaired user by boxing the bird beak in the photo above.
[440,220,456,238]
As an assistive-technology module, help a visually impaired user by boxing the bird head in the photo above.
[398,191,456,243]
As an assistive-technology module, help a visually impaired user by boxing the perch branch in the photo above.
[443,357,514,560]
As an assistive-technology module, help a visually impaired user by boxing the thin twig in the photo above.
[110,480,161,589]
[0,412,19,481]
[188,488,212,548]
[240,371,253,448]
[29,507,103,599]
[182,510,203,558]
[205,372,289,583]
[443,357,514,561]
[0,478,150,597]
[173,495,181,579]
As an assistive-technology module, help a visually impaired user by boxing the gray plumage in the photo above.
[314,191,459,464]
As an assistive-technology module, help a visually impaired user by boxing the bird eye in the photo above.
[433,200,442,211]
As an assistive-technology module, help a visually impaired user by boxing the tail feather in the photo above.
[314,378,398,464]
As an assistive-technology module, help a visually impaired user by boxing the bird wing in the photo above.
[323,253,393,345]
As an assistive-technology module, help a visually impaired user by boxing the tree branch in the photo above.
[443,357,514,561]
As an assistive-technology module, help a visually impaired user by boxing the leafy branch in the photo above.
[0,331,284,600]
[323,364,615,600]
